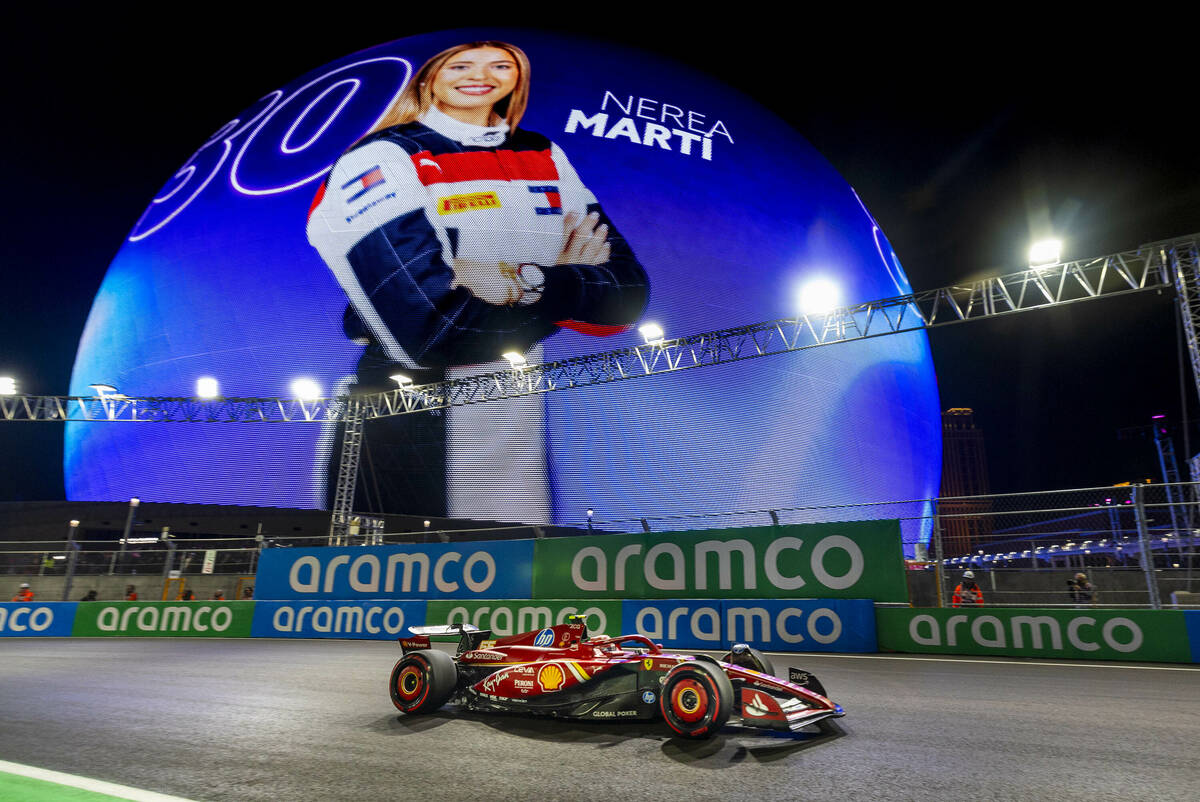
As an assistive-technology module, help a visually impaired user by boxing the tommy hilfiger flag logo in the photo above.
[528,185,562,215]
[343,166,385,202]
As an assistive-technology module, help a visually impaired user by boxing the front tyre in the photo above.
[660,660,733,739]
[390,649,457,714]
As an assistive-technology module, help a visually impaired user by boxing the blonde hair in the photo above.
[368,41,531,134]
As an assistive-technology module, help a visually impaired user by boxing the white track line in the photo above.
[758,651,1200,671]
[0,759,200,802]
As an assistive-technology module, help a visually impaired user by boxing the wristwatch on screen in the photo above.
[514,263,545,305]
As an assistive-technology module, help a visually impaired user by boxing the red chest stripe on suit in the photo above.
[411,149,560,186]
[555,321,632,337]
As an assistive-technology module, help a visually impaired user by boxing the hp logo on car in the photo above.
[533,628,555,647]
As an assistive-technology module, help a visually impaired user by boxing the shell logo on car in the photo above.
[537,663,565,691]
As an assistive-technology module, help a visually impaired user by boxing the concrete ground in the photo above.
[0,639,1197,801]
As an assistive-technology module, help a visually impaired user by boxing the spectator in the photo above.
[241,586,254,600]
[11,582,34,602]
[125,584,138,601]
[1068,572,1097,608]
[181,589,196,601]
[951,570,984,607]
[80,590,98,601]
[212,589,226,601]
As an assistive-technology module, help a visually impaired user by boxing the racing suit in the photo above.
[307,107,649,520]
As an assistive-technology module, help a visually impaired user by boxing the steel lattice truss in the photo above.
[3,233,1195,424]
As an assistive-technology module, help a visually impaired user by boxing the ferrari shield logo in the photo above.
[643,658,654,671]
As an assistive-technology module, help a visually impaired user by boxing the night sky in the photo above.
[2,10,1198,502]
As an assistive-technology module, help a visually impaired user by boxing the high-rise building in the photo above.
[938,408,993,557]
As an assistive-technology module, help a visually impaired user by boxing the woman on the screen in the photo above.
[307,40,649,369]
[306,41,648,522]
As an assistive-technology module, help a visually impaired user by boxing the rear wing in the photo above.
[400,623,493,655]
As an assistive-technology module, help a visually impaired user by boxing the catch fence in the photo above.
[2,483,1196,608]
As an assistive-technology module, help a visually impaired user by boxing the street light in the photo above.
[1029,238,1062,266]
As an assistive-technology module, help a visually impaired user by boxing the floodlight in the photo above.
[389,374,413,388]
[88,384,118,397]
[1029,238,1062,266]
[0,376,16,395]
[638,322,665,345]
[798,278,841,315]
[290,378,322,400]
[196,376,219,399]
[502,352,527,368]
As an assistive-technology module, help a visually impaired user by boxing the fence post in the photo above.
[109,497,139,575]
[61,519,80,602]
[160,527,177,583]
[932,501,946,608]
[1132,483,1162,609]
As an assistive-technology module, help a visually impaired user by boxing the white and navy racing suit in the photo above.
[307,106,649,522]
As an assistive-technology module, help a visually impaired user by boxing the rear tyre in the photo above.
[390,649,457,714]
[659,660,733,739]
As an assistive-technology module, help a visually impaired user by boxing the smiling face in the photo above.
[430,46,519,125]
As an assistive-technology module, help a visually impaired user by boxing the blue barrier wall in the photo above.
[0,602,78,637]
[252,600,426,640]
[623,599,876,652]
[254,541,534,600]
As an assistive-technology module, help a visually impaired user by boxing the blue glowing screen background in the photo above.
[67,29,941,544]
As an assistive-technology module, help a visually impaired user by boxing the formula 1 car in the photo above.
[389,616,843,739]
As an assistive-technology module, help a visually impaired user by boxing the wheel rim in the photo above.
[396,663,426,704]
[670,678,709,723]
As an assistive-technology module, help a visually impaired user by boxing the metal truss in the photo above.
[3,233,1194,425]
[0,392,341,423]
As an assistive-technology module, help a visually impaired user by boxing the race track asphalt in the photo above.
[0,639,1196,802]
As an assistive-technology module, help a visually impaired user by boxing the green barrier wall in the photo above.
[71,601,254,638]
[425,600,623,637]
[533,521,906,602]
[876,607,1193,663]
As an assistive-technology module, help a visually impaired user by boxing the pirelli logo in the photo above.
[438,191,501,215]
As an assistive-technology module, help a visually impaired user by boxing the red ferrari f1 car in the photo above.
[389,616,844,739]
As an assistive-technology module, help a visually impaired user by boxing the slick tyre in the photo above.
[390,649,457,714]
[660,660,733,739]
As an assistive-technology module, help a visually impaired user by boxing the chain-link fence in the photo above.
[3,483,1196,607]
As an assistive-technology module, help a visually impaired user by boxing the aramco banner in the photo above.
[255,540,534,600]
[532,522,906,602]
[425,599,624,638]
[623,599,877,652]
[0,602,77,637]
[252,600,426,640]
[876,608,1194,663]
[71,602,254,638]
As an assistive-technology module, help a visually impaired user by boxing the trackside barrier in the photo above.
[252,601,425,640]
[251,521,906,603]
[254,541,534,600]
[1187,611,1200,663]
[0,602,76,636]
[425,599,878,652]
[876,607,1194,663]
[5,602,1195,664]
[533,522,906,602]
[70,601,254,637]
